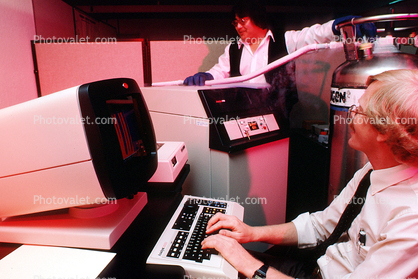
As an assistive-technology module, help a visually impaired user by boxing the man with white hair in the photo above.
[202,69,418,279]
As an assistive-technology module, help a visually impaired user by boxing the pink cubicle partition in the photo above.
[149,40,226,83]
[34,39,228,93]
[33,40,145,96]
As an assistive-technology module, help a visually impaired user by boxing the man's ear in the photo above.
[376,131,389,143]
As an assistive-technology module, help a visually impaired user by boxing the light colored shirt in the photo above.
[293,162,418,279]
[207,30,274,84]
[206,20,336,84]
[284,20,336,54]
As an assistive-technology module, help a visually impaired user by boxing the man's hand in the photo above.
[202,233,295,279]
[206,213,255,243]
[201,233,263,278]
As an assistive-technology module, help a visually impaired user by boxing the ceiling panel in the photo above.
[62,0,399,20]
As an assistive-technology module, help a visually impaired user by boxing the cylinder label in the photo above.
[330,87,365,108]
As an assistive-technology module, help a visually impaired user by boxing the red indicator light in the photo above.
[122,83,129,89]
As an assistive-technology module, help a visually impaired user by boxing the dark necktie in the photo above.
[312,169,372,259]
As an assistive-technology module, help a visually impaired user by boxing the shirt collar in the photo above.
[238,29,274,48]
[370,164,418,195]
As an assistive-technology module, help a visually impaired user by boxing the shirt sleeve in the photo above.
[206,43,233,80]
[292,212,319,248]
[284,19,336,54]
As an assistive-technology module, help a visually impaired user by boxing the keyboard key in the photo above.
[167,231,189,258]
[182,210,225,262]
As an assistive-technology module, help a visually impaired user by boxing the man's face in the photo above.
[347,82,381,153]
[233,15,265,43]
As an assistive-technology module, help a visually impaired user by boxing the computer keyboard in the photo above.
[147,195,244,279]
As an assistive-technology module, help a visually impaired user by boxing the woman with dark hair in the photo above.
[183,1,376,127]
[184,0,334,126]
[183,0,338,86]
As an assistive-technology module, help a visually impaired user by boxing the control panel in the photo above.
[197,87,288,152]
[223,114,280,140]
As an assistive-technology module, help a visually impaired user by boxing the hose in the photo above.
[151,42,344,87]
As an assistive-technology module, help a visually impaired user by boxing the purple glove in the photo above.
[183,72,214,86]
[333,15,377,39]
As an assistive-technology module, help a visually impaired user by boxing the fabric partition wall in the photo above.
[149,40,225,84]
[32,40,147,96]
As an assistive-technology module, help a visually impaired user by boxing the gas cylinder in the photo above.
[328,14,418,203]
